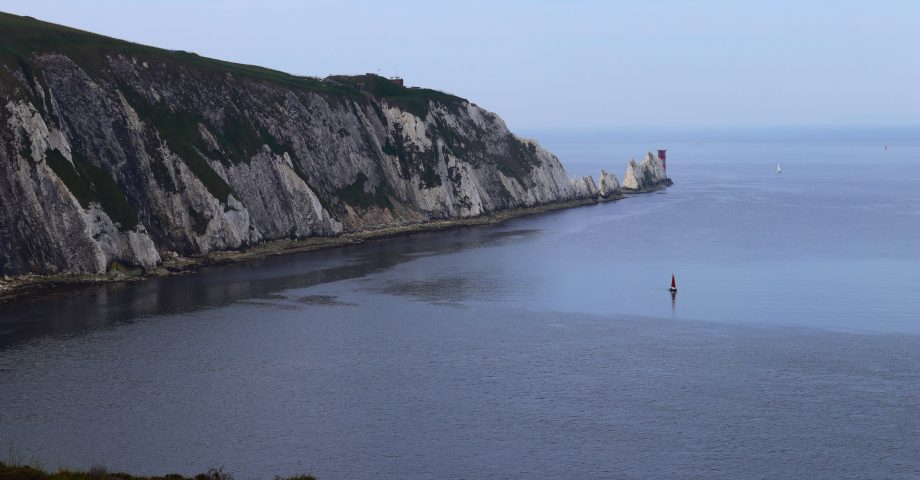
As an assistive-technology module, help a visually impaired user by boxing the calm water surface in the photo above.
[1,128,919,479]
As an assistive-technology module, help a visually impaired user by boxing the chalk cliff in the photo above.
[0,13,597,275]
[570,175,598,199]
[622,152,672,192]
[598,169,622,199]
[0,13,669,277]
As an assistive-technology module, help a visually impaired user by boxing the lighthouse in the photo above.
[658,149,667,172]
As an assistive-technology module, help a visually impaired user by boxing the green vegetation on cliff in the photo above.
[44,148,140,231]
[498,137,544,184]
[116,86,235,202]
[0,12,463,113]
[328,74,464,118]
[0,12,347,98]
[335,173,395,210]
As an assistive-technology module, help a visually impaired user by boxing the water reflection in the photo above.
[0,227,543,348]
[379,276,508,304]
[670,290,677,317]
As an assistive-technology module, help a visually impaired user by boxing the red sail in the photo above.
[671,274,676,289]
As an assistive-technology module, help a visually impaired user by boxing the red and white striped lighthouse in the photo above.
[658,149,667,172]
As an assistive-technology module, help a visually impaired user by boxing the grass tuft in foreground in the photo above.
[0,463,316,480]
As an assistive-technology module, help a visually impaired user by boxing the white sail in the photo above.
[776,162,782,174]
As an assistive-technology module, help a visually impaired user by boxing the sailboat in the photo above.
[776,162,782,174]
[669,274,677,292]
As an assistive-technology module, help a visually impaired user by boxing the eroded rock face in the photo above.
[622,152,672,192]
[0,49,597,275]
[571,175,599,198]
[598,169,622,199]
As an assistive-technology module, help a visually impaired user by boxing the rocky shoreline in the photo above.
[0,196,612,303]
[0,146,673,303]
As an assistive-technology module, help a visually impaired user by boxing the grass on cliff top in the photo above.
[0,463,316,480]
[0,12,348,96]
[328,74,465,118]
[0,11,464,114]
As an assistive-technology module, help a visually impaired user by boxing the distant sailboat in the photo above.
[776,162,782,174]
[669,274,677,292]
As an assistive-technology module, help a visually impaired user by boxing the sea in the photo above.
[1,126,918,479]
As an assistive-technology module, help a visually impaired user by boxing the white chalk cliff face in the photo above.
[622,152,672,192]
[0,15,602,276]
[570,175,598,199]
[0,14,670,276]
[598,169,622,199]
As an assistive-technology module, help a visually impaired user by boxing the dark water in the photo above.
[1,128,919,479]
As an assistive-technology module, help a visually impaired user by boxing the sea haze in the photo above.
[1,127,918,479]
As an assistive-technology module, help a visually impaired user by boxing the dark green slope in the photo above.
[0,11,462,113]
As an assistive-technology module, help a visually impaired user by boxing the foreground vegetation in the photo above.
[0,463,315,480]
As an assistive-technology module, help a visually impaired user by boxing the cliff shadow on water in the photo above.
[0,220,555,348]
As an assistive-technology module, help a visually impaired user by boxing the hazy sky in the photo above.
[2,0,918,130]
